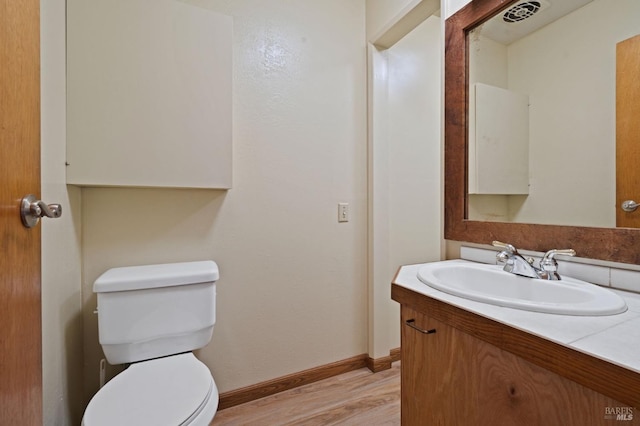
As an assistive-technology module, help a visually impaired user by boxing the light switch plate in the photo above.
[338,203,349,222]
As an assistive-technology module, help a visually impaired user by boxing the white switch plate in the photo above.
[338,203,349,222]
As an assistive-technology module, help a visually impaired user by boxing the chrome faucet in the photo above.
[492,241,576,280]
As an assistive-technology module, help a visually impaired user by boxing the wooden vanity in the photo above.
[427,0,640,421]
[392,272,640,425]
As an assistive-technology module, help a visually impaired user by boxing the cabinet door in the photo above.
[400,305,639,425]
[67,0,232,188]
[400,307,476,425]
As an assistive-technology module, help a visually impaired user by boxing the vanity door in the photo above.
[400,307,476,425]
[398,305,637,425]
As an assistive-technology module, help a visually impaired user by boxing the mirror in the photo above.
[444,0,640,264]
[465,0,640,228]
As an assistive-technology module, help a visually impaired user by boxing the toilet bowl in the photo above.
[82,353,219,426]
[81,261,220,425]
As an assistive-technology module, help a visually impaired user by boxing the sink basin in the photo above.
[417,261,627,316]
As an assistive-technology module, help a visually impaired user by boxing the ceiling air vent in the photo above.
[503,1,542,23]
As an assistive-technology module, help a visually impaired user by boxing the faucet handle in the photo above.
[540,248,576,279]
[493,241,519,267]
[496,251,510,266]
[492,241,518,254]
[541,248,576,263]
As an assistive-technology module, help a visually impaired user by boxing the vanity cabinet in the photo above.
[66,0,232,189]
[394,285,640,425]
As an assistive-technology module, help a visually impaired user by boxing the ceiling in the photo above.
[474,0,594,44]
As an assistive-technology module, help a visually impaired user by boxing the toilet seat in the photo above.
[82,353,218,426]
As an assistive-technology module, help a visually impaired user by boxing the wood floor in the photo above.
[211,362,400,425]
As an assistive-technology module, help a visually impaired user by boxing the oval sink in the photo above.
[417,262,627,316]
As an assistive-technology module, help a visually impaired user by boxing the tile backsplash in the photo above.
[461,246,640,294]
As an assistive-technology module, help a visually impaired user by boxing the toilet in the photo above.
[82,261,220,426]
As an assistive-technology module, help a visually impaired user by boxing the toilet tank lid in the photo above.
[93,261,219,293]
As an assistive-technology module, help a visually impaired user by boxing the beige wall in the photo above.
[443,0,469,18]
[367,4,442,359]
[388,14,442,282]
[507,0,638,227]
[366,0,418,40]
[387,14,443,347]
[81,0,369,400]
[466,0,639,228]
[41,0,84,424]
[41,1,445,420]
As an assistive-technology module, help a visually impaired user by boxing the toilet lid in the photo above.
[84,353,213,426]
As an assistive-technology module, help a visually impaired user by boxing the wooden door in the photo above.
[616,34,640,228]
[0,0,43,424]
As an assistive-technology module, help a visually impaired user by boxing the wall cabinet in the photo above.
[66,0,232,188]
[392,283,640,425]
[468,83,529,195]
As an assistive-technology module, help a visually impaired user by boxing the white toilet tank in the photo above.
[94,261,219,365]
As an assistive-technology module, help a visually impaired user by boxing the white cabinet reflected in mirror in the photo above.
[467,0,640,228]
[468,82,529,198]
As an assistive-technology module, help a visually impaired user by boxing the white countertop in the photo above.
[394,260,640,375]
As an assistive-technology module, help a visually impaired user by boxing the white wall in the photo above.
[443,0,469,19]
[388,16,442,270]
[387,15,442,346]
[366,0,419,40]
[367,3,442,359]
[81,0,368,400]
[40,0,84,424]
[368,45,393,358]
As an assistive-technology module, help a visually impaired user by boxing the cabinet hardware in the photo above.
[406,319,436,335]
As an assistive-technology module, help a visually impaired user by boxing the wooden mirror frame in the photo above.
[444,0,640,265]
